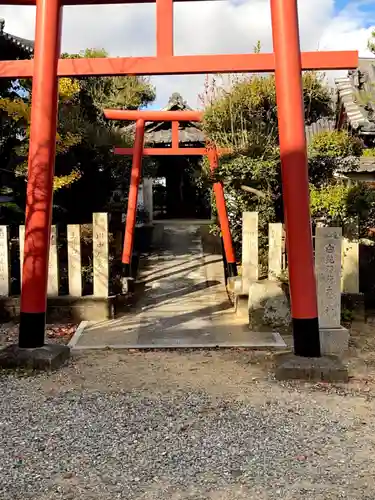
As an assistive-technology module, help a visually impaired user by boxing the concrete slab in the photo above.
[73,223,287,351]
[72,319,287,350]
[275,352,349,382]
[0,344,70,371]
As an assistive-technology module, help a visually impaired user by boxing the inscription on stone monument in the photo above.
[93,212,109,297]
[47,226,59,296]
[315,226,342,329]
[67,224,82,296]
[242,212,258,281]
[268,223,283,280]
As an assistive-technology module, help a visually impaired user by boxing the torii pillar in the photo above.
[272,0,320,357]
[19,0,62,348]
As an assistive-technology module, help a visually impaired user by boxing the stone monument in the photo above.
[315,226,349,355]
[67,224,82,296]
[93,212,109,297]
[0,226,9,296]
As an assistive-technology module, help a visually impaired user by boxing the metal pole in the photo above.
[19,0,62,348]
[271,0,320,357]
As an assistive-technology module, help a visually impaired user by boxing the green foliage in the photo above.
[202,62,375,268]
[341,307,354,324]
[202,71,332,151]
[308,132,375,231]
[62,48,155,111]
[368,29,375,54]
[309,130,363,158]
[363,148,375,157]
[310,183,352,222]
[0,47,156,223]
[310,182,375,231]
[205,148,282,269]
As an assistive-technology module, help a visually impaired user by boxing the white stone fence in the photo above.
[0,210,362,300]
[241,212,360,294]
[0,213,110,298]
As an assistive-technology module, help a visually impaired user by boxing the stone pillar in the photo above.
[341,221,359,294]
[0,226,9,296]
[143,177,153,222]
[315,226,349,355]
[67,224,82,296]
[19,225,25,284]
[242,212,258,282]
[137,183,144,210]
[93,212,109,297]
[268,223,283,280]
[47,225,59,296]
[315,226,342,329]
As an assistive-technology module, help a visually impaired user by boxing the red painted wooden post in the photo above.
[104,110,203,122]
[122,119,145,276]
[156,0,173,57]
[271,0,320,357]
[208,148,237,277]
[172,121,179,149]
[115,147,230,156]
[0,51,358,79]
[18,0,62,348]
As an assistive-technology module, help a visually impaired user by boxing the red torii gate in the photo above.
[2,0,357,357]
[103,108,237,279]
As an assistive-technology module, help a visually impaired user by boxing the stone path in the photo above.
[73,222,285,349]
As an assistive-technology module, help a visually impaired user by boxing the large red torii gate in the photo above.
[2,0,358,357]
[103,108,237,279]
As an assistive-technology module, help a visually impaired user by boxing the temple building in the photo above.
[123,92,210,221]
[306,57,375,182]
[0,19,34,59]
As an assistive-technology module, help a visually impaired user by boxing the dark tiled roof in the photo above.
[0,19,34,55]
[358,156,375,172]
[334,156,375,174]
[145,126,205,144]
[335,57,375,133]
[121,93,204,145]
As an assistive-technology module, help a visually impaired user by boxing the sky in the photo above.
[0,0,374,109]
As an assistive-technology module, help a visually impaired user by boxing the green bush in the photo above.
[309,130,363,157]
[363,148,375,157]
[201,67,375,267]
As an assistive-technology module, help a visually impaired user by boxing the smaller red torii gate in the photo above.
[103,108,238,279]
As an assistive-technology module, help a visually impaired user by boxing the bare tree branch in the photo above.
[240,184,267,198]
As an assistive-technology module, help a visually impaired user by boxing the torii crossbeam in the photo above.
[103,109,237,279]
[5,0,357,358]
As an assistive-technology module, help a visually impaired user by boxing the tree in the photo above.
[202,72,332,254]
[368,29,375,54]
[202,69,375,270]
[0,48,156,223]
[202,71,333,151]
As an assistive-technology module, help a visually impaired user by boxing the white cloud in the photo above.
[0,0,374,108]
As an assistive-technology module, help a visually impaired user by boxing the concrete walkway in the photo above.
[72,222,286,349]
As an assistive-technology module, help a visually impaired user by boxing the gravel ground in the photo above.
[1,348,375,500]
